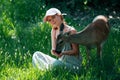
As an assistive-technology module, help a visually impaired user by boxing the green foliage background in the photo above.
[0,0,120,79]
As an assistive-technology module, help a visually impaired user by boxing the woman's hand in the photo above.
[51,50,62,58]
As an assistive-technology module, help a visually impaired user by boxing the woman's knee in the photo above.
[33,51,41,58]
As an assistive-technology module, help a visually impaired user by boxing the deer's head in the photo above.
[55,31,71,54]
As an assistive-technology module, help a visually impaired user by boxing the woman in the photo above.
[32,8,82,71]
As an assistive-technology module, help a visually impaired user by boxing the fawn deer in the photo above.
[55,15,110,61]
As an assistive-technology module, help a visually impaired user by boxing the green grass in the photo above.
[0,9,120,80]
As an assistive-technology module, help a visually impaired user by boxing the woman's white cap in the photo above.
[46,8,61,16]
[43,8,66,22]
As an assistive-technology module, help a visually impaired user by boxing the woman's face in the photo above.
[47,14,62,29]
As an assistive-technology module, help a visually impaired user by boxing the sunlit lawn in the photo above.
[0,10,120,80]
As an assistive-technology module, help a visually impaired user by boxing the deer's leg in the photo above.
[86,46,91,63]
[97,44,102,60]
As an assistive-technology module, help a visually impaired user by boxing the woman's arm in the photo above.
[51,29,62,57]
[51,29,56,51]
